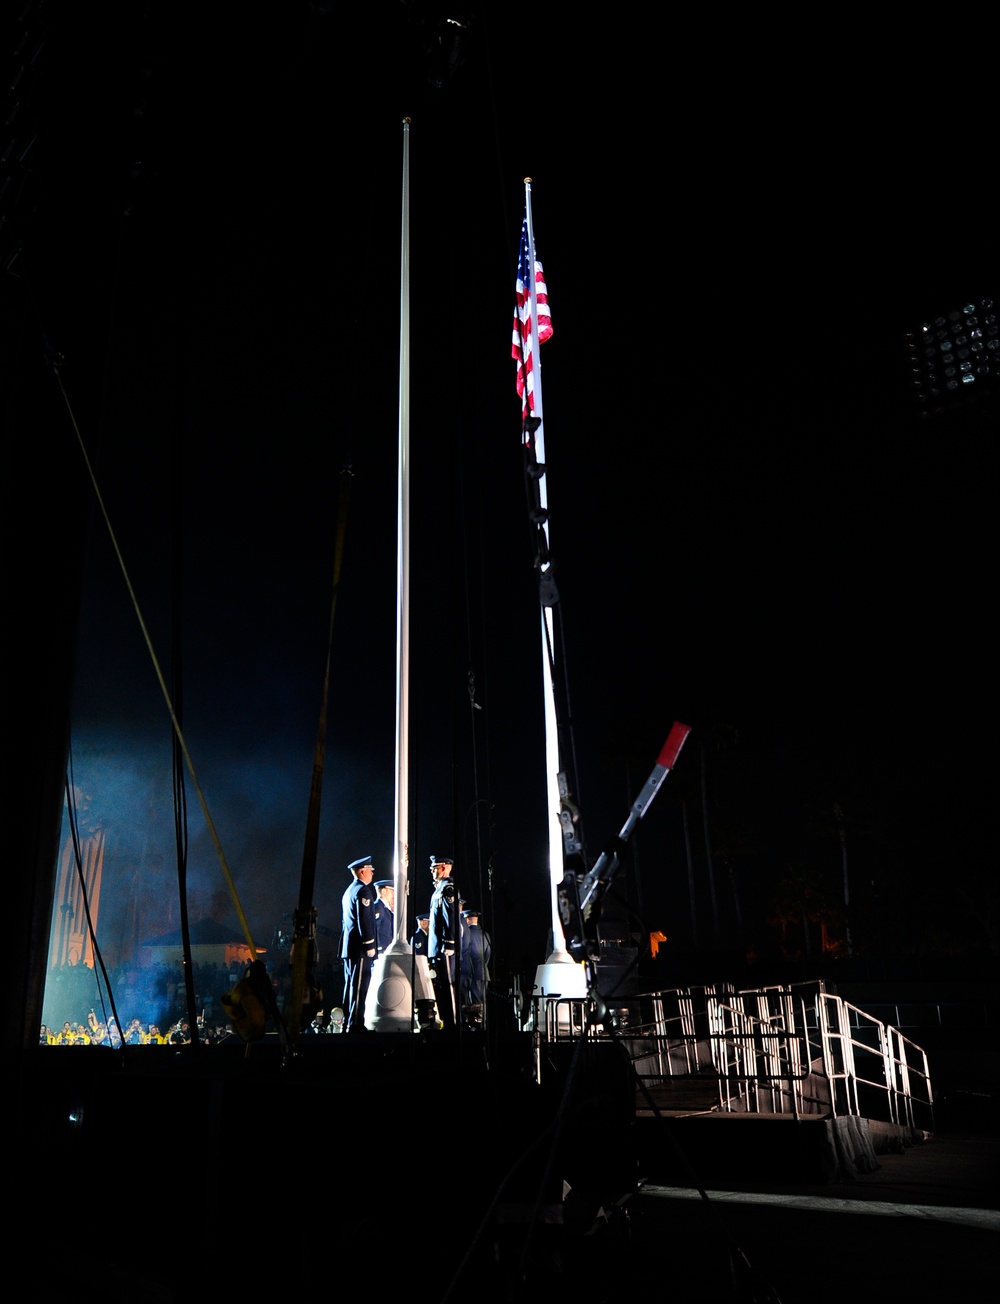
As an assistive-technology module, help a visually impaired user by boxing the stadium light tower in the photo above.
[905,296,997,423]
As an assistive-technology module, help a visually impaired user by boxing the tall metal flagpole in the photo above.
[367,118,433,1029]
[521,179,587,1005]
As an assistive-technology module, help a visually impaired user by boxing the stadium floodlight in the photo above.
[905,297,997,422]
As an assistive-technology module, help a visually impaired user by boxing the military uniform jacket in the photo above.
[462,923,491,985]
[428,877,462,961]
[375,904,395,953]
[341,879,377,960]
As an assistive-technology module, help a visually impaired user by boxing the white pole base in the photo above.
[365,944,434,1032]
[532,953,588,1001]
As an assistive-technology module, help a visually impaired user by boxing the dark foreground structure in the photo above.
[10,986,1000,1304]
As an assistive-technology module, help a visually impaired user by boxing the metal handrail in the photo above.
[709,995,812,1115]
[886,1023,935,1130]
[534,981,934,1130]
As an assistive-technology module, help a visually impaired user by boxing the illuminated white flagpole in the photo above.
[367,118,433,1029]
[395,118,411,959]
[521,179,587,1004]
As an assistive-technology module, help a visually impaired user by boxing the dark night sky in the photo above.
[5,4,995,982]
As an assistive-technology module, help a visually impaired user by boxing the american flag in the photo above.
[511,214,553,420]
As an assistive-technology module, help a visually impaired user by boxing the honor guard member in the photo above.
[428,856,463,1030]
[341,855,378,1033]
[460,907,492,1022]
[374,879,395,953]
[410,911,430,955]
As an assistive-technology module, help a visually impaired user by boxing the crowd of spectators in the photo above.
[39,952,349,1046]
[38,1013,239,1045]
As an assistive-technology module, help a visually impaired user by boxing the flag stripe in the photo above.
[512,215,552,420]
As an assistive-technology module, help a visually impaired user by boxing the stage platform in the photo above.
[10,1036,998,1303]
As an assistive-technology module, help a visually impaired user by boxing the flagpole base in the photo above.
[528,952,589,1034]
[533,947,587,1000]
[365,944,434,1032]
[532,952,588,1000]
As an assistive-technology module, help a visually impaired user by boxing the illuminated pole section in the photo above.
[367,118,433,1030]
[519,179,587,1006]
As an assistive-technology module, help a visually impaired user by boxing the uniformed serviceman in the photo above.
[374,878,395,954]
[427,855,463,1030]
[341,855,378,1033]
[460,906,491,1017]
[409,911,430,955]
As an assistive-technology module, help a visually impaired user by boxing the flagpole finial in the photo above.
[524,176,532,183]
[403,116,412,124]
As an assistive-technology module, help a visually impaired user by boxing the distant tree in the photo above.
[767,862,844,961]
